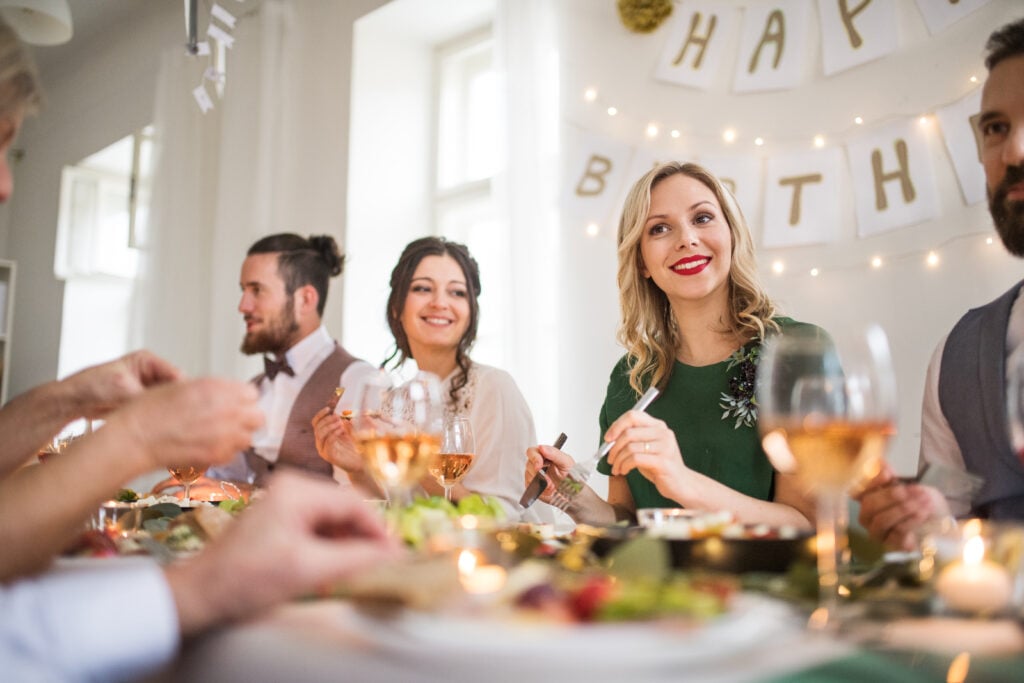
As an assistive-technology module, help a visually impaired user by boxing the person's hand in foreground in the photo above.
[164,471,403,634]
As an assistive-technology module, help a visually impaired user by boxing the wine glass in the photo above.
[757,324,897,629]
[352,370,444,509]
[167,465,203,505]
[432,417,476,501]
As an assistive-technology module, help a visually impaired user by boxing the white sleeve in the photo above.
[332,360,379,488]
[919,337,971,517]
[0,561,180,682]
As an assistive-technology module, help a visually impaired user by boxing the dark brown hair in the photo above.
[985,17,1024,70]
[247,233,343,317]
[384,236,481,406]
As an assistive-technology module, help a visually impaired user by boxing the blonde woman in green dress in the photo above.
[526,162,818,528]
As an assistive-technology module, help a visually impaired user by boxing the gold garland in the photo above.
[617,0,673,34]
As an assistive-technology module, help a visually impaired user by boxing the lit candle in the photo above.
[457,548,507,595]
[935,535,1013,615]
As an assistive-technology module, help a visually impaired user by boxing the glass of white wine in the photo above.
[352,371,443,509]
[432,417,476,502]
[167,465,203,505]
[757,324,897,629]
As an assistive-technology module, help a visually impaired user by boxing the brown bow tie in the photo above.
[263,356,295,381]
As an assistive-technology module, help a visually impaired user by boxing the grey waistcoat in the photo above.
[939,280,1024,518]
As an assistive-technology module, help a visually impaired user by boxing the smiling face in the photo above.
[238,253,301,355]
[639,173,733,309]
[980,54,1024,256]
[399,254,471,359]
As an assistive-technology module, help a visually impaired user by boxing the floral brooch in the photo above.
[719,342,760,430]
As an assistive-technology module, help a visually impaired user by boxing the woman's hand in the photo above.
[524,444,578,506]
[311,407,363,473]
[604,410,691,502]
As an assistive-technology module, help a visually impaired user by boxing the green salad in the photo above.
[391,494,505,548]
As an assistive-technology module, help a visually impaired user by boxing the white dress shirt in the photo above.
[920,287,1024,515]
[0,560,179,682]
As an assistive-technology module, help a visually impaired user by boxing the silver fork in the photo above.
[548,387,660,512]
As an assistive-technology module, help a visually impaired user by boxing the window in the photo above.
[433,28,509,365]
[54,127,153,378]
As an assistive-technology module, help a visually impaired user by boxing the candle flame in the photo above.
[946,651,970,683]
[963,535,984,566]
[457,549,479,575]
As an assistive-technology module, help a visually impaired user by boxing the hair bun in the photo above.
[308,235,344,276]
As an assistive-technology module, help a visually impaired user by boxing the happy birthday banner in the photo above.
[566,0,991,247]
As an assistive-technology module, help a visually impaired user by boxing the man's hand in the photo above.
[855,462,950,551]
[165,471,402,634]
[103,377,263,473]
[62,351,183,419]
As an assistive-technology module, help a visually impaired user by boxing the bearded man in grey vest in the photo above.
[858,17,1024,549]
[209,233,377,487]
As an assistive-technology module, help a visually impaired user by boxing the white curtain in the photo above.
[135,0,352,380]
[492,0,561,441]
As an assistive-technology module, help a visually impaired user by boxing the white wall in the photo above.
[1,3,178,397]
[557,0,1023,475]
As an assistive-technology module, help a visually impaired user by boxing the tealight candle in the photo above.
[935,535,1013,615]
[457,548,507,595]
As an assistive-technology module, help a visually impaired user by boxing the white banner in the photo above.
[936,88,986,206]
[698,154,764,233]
[564,127,636,226]
[818,0,899,76]
[732,0,812,93]
[914,0,992,35]
[847,118,940,237]
[654,1,738,90]
[762,148,843,248]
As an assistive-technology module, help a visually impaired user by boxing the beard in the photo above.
[990,164,1024,257]
[240,298,300,355]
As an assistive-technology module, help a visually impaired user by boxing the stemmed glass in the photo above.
[431,417,476,502]
[757,324,897,629]
[167,465,203,505]
[352,370,444,509]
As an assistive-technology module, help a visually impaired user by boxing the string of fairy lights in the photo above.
[572,68,996,281]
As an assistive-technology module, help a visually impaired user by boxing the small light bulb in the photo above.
[754,137,765,146]
[645,123,659,138]
[606,106,618,117]
[583,87,598,102]
[918,115,930,127]
[810,268,820,277]
[969,75,978,84]
[986,236,994,245]
[771,260,784,275]
[585,223,600,237]
[722,128,737,143]
[871,256,883,269]
[670,129,680,139]
[813,134,826,148]
[854,116,864,125]
[926,251,940,267]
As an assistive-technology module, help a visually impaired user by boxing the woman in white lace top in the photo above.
[315,237,554,522]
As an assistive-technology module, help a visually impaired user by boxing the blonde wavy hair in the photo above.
[0,18,41,121]
[616,161,778,395]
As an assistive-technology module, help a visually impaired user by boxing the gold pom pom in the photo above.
[617,0,673,34]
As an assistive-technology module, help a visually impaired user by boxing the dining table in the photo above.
[133,526,1024,683]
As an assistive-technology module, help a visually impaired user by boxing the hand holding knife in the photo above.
[519,432,568,508]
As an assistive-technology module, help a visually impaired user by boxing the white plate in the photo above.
[346,592,795,672]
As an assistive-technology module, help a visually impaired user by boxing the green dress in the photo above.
[596,318,820,509]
